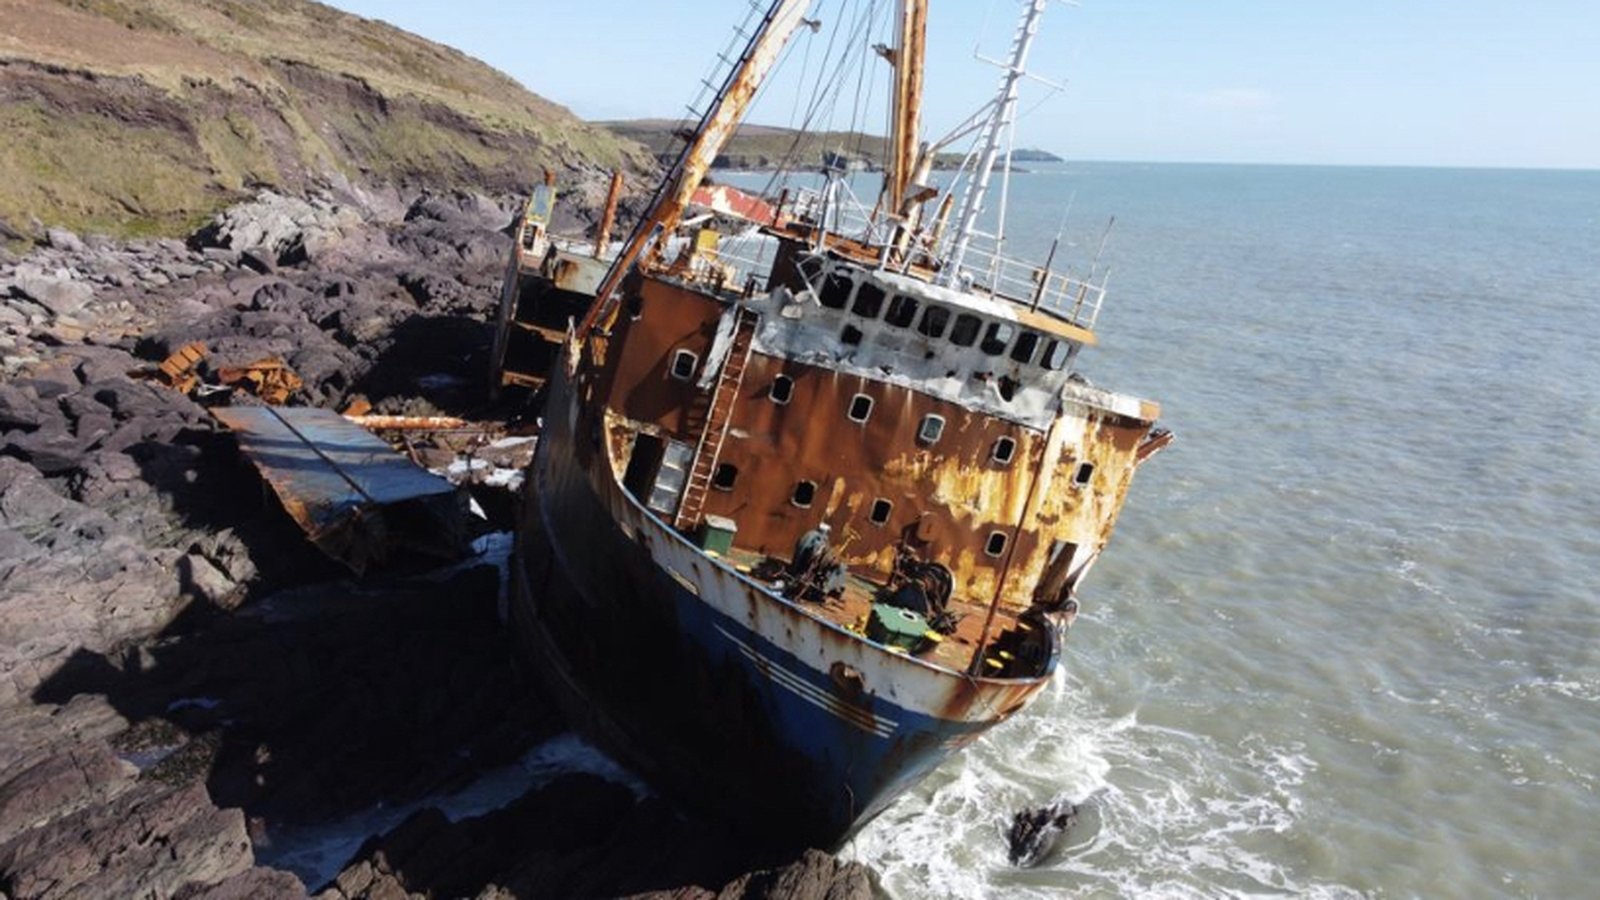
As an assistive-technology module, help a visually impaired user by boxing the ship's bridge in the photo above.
[743,253,1112,431]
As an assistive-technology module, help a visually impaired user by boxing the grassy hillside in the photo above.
[0,0,649,237]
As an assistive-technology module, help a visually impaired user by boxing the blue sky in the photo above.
[326,1,1598,169]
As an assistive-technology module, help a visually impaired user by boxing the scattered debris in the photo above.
[216,357,304,405]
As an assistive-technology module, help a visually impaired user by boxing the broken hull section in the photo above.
[511,367,1054,848]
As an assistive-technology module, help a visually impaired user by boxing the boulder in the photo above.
[12,269,93,318]
[43,228,85,254]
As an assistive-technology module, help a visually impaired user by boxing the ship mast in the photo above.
[941,0,1050,284]
[883,0,927,218]
[577,0,814,340]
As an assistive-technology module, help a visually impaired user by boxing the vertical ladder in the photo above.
[674,307,759,532]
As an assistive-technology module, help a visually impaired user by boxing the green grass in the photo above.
[8,0,651,236]
[0,102,234,238]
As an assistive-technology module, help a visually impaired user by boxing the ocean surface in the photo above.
[720,163,1600,897]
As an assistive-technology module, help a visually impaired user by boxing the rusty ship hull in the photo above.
[512,353,1059,847]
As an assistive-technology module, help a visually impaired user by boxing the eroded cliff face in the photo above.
[0,0,651,238]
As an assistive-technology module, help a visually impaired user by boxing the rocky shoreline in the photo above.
[0,186,869,899]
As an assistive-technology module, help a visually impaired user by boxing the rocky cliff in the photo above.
[0,0,649,238]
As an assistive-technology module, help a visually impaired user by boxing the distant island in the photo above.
[599,119,1062,171]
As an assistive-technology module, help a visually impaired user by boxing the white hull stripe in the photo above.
[715,625,898,738]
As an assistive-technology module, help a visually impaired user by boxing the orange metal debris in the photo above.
[216,358,303,405]
[157,341,208,394]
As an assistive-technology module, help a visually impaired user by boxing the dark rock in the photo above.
[0,781,255,899]
[1007,798,1079,867]
[173,866,305,899]
[4,427,85,475]
[0,384,42,432]
[239,247,277,275]
[0,742,137,846]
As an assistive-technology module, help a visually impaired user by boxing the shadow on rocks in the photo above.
[31,566,554,831]
[352,312,495,417]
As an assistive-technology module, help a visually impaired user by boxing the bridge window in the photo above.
[992,436,1017,465]
[980,321,1016,356]
[885,294,919,328]
[792,479,817,508]
[918,305,950,339]
[918,414,945,445]
[712,463,739,491]
[794,255,824,292]
[769,374,794,404]
[985,531,1009,558]
[1040,338,1073,371]
[848,393,874,423]
[841,324,864,345]
[950,313,981,347]
[1073,462,1095,487]
[869,498,893,525]
[819,272,853,309]
[1011,330,1042,364]
[669,349,698,381]
[851,281,886,319]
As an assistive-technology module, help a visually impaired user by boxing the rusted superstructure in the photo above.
[506,0,1169,848]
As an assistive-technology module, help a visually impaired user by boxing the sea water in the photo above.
[727,164,1600,897]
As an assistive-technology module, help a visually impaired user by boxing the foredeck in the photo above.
[719,547,1018,675]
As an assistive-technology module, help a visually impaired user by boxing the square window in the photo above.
[819,272,853,309]
[669,349,698,381]
[1073,462,1095,487]
[769,374,794,404]
[918,414,945,444]
[1011,330,1041,364]
[992,436,1017,464]
[792,480,817,507]
[869,499,893,525]
[852,281,886,318]
[985,531,1009,557]
[885,294,919,328]
[918,306,951,339]
[980,321,1016,356]
[848,394,874,423]
[950,313,981,347]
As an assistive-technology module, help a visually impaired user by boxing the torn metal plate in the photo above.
[213,406,468,575]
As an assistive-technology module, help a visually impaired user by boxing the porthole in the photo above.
[847,393,874,423]
[851,281,886,319]
[792,479,817,508]
[918,414,945,445]
[918,306,951,339]
[885,294,919,328]
[869,498,893,525]
[1073,462,1095,487]
[669,348,698,381]
[712,463,738,490]
[985,531,1009,558]
[992,436,1017,465]
[949,313,981,347]
[769,374,794,405]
